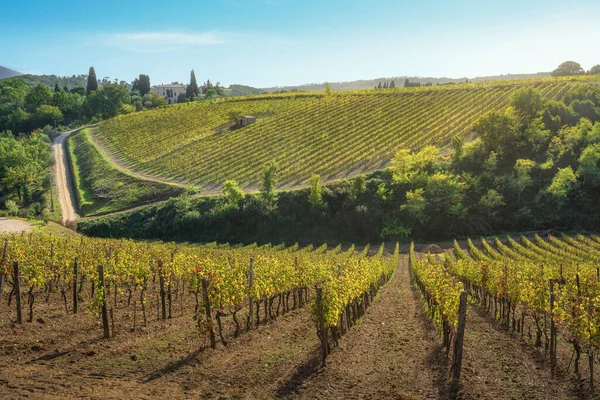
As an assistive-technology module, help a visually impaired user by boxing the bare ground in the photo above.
[0,251,591,399]
[0,218,32,233]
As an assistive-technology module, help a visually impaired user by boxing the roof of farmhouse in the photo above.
[154,83,187,88]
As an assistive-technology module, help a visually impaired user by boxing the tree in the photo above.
[86,83,130,118]
[577,143,600,183]
[472,111,518,155]
[222,179,245,206]
[260,161,278,209]
[70,86,86,96]
[24,83,52,113]
[205,88,217,100]
[54,83,60,92]
[87,66,98,95]
[551,61,584,77]
[389,80,396,88]
[512,159,535,203]
[186,69,199,100]
[352,175,366,198]
[132,74,151,96]
[35,105,63,127]
[308,174,325,211]
[545,166,578,209]
[177,93,188,103]
[400,188,427,224]
[479,189,505,217]
[589,65,600,75]
[511,87,545,122]
[227,109,243,126]
[377,82,382,89]
[324,82,331,96]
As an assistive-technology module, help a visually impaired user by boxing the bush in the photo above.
[5,200,19,216]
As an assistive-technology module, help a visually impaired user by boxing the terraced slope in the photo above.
[95,78,590,190]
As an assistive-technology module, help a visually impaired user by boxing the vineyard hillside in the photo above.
[95,77,597,192]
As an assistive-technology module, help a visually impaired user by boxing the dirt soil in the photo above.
[0,218,32,233]
[53,131,79,225]
[0,253,592,399]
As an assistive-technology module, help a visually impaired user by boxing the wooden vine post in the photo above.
[72,257,79,314]
[451,291,468,387]
[316,285,329,365]
[97,264,110,339]
[158,260,166,320]
[549,279,557,372]
[13,261,22,324]
[0,238,8,299]
[202,277,216,349]
[247,258,254,330]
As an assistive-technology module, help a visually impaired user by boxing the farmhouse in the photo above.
[240,115,257,126]
[151,83,187,104]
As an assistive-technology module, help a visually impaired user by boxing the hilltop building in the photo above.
[151,83,187,104]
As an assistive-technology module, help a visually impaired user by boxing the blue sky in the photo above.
[2,0,600,87]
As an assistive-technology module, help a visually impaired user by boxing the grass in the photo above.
[95,76,597,191]
[67,128,185,217]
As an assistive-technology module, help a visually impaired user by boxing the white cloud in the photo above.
[115,32,224,46]
[90,31,226,53]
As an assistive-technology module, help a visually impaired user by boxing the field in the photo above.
[1,228,600,399]
[66,128,185,216]
[94,77,597,192]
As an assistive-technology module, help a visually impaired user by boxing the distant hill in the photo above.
[0,66,23,79]
[226,84,265,97]
[262,72,552,92]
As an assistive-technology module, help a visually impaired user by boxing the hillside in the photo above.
[94,77,591,192]
[0,65,22,79]
[262,72,551,92]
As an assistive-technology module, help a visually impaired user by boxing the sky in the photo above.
[2,0,600,88]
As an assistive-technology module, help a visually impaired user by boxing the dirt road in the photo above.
[53,130,80,225]
[0,218,32,233]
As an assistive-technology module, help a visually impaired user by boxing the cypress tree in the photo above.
[87,67,98,95]
[390,80,396,88]
[186,69,199,99]
[54,83,60,92]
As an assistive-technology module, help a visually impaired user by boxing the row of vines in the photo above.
[96,78,589,189]
[0,232,397,352]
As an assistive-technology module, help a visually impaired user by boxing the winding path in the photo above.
[52,128,83,225]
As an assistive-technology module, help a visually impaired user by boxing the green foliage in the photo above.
[24,83,52,112]
[0,132,51,207]
[86,66,98,95]
[308,174,325,211]
[222,179,244,206]
[479,189,505,217]
[589,65,600,76]
[5,199,18,216]
[205,89,217,100]
[186,69,199,100]
[578,143,600,183]
[551,61,584,77]
[324,82,332,96]
[472,110,518,155]
[511,87,545,122]
[545,166,578,208]
[132,74,151,96]
[86,83,130,118]
[512,159,535,203]
[260,161,278,209]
